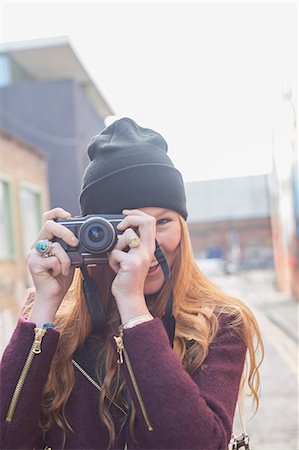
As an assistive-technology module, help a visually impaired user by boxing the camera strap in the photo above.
[154,241,176,348]
[80,265,106,333]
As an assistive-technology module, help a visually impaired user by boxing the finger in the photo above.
[115,228,141,252]
[109,248,139,275]
[108,248,124,274]
[117,211,155,235]
[42,208,72,223]
[117,212,155,254]
[117,210,149,233]
[48,256,63,278]
[34,221,79,248]
[122,209,148,217]
[45,242,71,276]
[28,249,62,277]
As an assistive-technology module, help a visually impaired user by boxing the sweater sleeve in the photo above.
[0,317,60,449]
[113,316,247,450]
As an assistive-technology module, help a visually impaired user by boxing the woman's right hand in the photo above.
[27,208,79,325]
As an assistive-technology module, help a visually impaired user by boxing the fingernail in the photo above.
[71,236,79,245]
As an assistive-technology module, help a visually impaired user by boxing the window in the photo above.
[19,184,42,257]
[0,55,11,87]
[0,177,14,259]
[0,55,32,87]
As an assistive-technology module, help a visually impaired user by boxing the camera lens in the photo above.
[88,226,105,243]
[79,217,116,254]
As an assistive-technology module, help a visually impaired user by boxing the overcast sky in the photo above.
[1,1,297,182]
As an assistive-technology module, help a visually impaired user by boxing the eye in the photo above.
[156,218,171,226]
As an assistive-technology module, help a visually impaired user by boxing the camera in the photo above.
[53,214,124,266]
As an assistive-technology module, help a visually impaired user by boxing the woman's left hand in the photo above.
[108,209,156,323]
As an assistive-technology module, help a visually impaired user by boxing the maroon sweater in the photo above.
[0,316,246,450]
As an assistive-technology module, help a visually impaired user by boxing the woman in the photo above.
[0,118,263,450]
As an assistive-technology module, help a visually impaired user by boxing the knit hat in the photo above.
[79,117,187,219]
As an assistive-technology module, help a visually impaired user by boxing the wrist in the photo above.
[28,296,58,325]
[115,296,151,325]
[121,314,154,330]
[28,310,56,326]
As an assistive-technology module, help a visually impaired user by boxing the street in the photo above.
[212,269,298,450]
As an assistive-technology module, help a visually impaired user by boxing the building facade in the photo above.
[0,38,113,215]
[0,131,49,325]
[186,175,274,273]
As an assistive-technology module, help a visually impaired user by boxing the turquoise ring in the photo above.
[35,239,53,257]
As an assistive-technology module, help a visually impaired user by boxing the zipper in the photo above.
[5,327,47,423]
[114,332,153,432]
[72,359,127,416]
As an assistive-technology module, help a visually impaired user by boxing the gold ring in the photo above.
[128,236,141,249]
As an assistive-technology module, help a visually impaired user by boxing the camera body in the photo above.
[53,214,124,266]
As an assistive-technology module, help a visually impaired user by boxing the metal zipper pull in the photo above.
[33,328,47,354]
[114,335,124,364]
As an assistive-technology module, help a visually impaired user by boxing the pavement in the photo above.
[212,269,298,450]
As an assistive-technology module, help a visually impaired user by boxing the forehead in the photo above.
[139,207,178,218]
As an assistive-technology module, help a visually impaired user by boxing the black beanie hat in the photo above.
[79,117,187,220]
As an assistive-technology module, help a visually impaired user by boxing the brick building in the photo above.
[186,175,274,273]
[0,131,49,319]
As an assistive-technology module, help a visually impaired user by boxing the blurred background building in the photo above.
[0,131,49,319]
[186,163,298,299]
[0,37,113,215]
[186,174,273,274]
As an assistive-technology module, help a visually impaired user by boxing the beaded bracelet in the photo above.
[122,314,154,329]
[38,322,55,329]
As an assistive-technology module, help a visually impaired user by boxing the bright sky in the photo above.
[0,1,297,182]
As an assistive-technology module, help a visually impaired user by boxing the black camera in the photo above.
[53,214,124,266]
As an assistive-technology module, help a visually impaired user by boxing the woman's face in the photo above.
[140,207,182,295]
